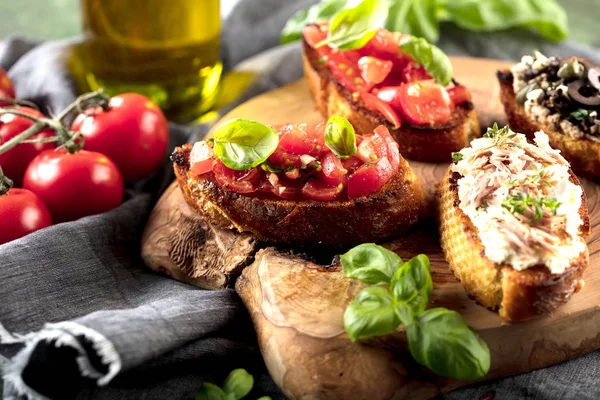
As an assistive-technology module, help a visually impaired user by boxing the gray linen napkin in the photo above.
[2,1,600,400]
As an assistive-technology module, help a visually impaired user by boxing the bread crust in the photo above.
[173,145,426,248]
[498,70,600,181]
[438,170,590,321]
[302,38,481,162]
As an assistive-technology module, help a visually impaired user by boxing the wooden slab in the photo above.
[141,56,600,399]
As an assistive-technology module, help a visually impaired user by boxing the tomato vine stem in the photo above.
[0,166,13,196]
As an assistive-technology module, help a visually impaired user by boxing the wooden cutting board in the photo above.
[141,56,600,399]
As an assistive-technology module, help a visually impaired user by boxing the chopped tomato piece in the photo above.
[341,156,363,174]
[360,92,401,128]
[378,70,405,87]
[373,125,400,171]
[347,157,394,199]
[190,158,213,176]
[356,134,379,163]
[447,85,472,105]
[302,25,330,57]
[327,52,373,93]
[402,63,432,83]
[302,179,343,201]
[268,147,303,169]
[319,152,348,186]
[213,160,259,194]
[268,174,304,199]
[358,56,392,85]
[285,168,302,179]
[279,124,325,155]
[398,80,452,126]
[359,29,400,60]
[375,86,403,111]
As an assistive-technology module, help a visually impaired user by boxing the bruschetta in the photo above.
[438,124,590,321]
[498,52,600,180]
[172,117,425,247]
[302,24,480,162]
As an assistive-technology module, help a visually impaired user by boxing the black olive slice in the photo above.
[568,80,600,106]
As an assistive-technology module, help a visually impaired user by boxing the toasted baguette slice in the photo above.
[172,145,425,248]
[302,39,481,162]
[438,152,590,321]
[498,70,600,181]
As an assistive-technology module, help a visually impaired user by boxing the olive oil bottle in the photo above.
[76,0,221,122]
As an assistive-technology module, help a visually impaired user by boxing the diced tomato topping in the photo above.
[302,25,330,57]
[341,156,363,174]
[402,63,432,83]
[213,160,260,194]
[268,174,304,199]
[285,168,302,179]
[373,125,400,170]
[190,158,214,176]
[356,134,379,163]
[268,146,303,169]
[447,85,472,105]
[327,52,373,93]
[358,29,400,60]
[278,124,325,155]
[375,86,403,111]
[358,56,392,85]
[397,80,452,126]
[319,152,348,186]
[302,179,343,201]
[360,92,401,128]
[347,157,394,199]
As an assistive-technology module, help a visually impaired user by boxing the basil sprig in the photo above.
[316,0,388,50]
[324,116,357,158]
[282,0,568,45]
[399,35,453,86]
[213,119,279,171]
[341,244,490,380]
[195,368,271,400]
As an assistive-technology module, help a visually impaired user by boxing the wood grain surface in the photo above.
[141,56,600,399]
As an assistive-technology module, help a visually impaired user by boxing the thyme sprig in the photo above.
[502,192,561,220]
[481,123,523,151]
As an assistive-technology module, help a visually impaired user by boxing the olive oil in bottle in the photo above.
[77,0,221,122]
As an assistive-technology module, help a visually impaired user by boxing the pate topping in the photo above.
[452,126,585,274]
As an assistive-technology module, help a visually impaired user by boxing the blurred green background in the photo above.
[0,0,598,47]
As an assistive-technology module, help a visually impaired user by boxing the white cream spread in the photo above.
[452,128,585,274]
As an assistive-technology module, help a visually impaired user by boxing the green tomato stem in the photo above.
[0,119,49,155]
[57,90,110,123]
[0,98,40,110]
[0,166,13,196]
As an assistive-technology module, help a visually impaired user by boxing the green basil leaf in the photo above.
[256,397,272,400]
[213,118,279,171]
[318,0,388,50]
[341,243,403,285]
[406,308,491,380]
[385,0,441,43]
[445,0,568,43]
[222,369,254,400]
[195,383,228,400]
[324,116,357,158]
[391,254,433,322]
[344,286,400,341]
[281,0,350,44]
[399,35,453,85]
[571,108,589,121]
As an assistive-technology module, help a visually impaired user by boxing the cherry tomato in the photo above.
[402,63,432,83]
[71,93,169,184]
[213,160,259,194]
[398,81,452,126]
[447,85,472,105]
[341,156,363,173]
[0,107,55,186]
[0,68,15,106]
[347,156,394,199]
[358,56,393,85]
[302,178,343,201]
[319,152,348,186]
[278,124,325,155]
[0,188,52,245]
[268,147,303,169]
[360,92,401,128]
[23,149,123,223]
[373,125,400,170]
[302,25,330,57]
[327,52,373,93]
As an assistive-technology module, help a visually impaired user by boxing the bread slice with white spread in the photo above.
[438,125,590,321]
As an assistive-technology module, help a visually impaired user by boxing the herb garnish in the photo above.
[502,192,561,220]
[324,115,357,158]
[451,152,464,163]
[341,244,490,380]
[399,35,453,86]
[195,368,271,400]
[571,108,589,121]
[480,123,522,151]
